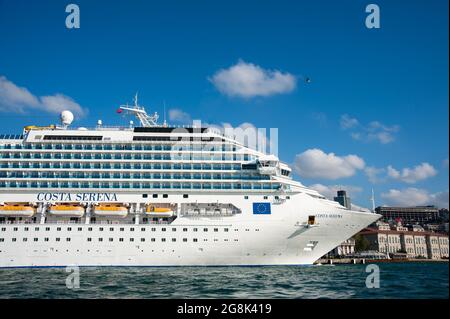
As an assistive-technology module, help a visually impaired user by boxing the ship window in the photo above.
[161,238,166,242]
[193,228,198,232]
[87,238,92,242]
[57,227,61,231]
[56,238,60,242]
[172,238,176,242]
[183,194,189,198]
[23,238,27,242]
[33,238,38,242]
[66,238,71,242]
[263,196,268,199]
[214,228,218,232]
[67,228,71,231]
[163,194,168,198]
[183,228,187,232]
[152,194,158,198]
[78,228,82,231]
[1,228,4,231]
[130,238,134,242]
[12,238,16,242]
[25,227,29,231]
[109,238,113,242]
[99,238,103,242]
[193,238,198,242]
[172,228,176,232]
[119,238,123,242]
[120,228,124,231]
[142,194,148,198]
[109,228,114,231]
[224,228,229,232]
[13,227,18,231]
[183,238,187,242]
[130,228,135,231]
[141,228,145,232]
[99,228,103,231]
[244,196,248,199]
[162,228,166,232]
[151,238,155,242]
[88,227,92,231]
[151,228,156,232]
[203,228,208,232]
[45,238,49,242]
[0,239,4,242]
[286,196,290,199]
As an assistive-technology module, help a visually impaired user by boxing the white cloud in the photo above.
[340,114,399,144]
[168,108,192,124]
[0,75,86,117]
[309,183,363,200]
[209,60,296,98]
[387,162,437,184]
[340,114,359,130]
[365,166,386,184]
[381,188,449,208]
[293,149,365,179]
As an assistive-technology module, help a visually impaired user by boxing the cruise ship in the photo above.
[0,97,380,267]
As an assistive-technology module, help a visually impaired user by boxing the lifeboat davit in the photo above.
[49,204,85,217]
[0,203,35,217]
[145,205,174,217]
[93,204,128,217]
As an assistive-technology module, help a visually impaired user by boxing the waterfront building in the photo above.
[375,206,440,224]
[327,238,355,257]
[359,226,449,259]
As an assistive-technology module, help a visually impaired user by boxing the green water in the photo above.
[0,262,448,299]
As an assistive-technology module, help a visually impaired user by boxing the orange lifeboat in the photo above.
[93,203,128,217]
[0,203,35,217]
[49,203,85,217]
[145,205,174,217]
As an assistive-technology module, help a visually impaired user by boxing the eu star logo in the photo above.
[253,202,271,215]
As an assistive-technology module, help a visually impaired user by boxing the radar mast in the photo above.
[118,93,159,127]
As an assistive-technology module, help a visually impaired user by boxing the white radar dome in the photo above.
[60,110,74,126]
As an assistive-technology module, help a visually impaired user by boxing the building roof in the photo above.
[359,227,448,237]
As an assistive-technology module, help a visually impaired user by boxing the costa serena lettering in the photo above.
[37,193,118,202]
[315,213,343,219]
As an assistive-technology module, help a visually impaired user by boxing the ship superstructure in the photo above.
[0,98,379,267]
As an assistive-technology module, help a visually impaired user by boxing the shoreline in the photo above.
[315,258,449,265]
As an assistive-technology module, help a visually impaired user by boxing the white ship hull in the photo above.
[0,191,379,267]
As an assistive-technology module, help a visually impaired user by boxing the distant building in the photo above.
[328,238,355,257]
[358,223,449,259]
[334,190,351,209]
[375,206,440,224]
[439,209,449,222]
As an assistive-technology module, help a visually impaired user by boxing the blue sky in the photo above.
[0,0,448,208]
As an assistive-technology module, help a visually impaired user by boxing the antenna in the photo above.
[163,100,167,127]
[117,94,159,127]
[370,188,376,212]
